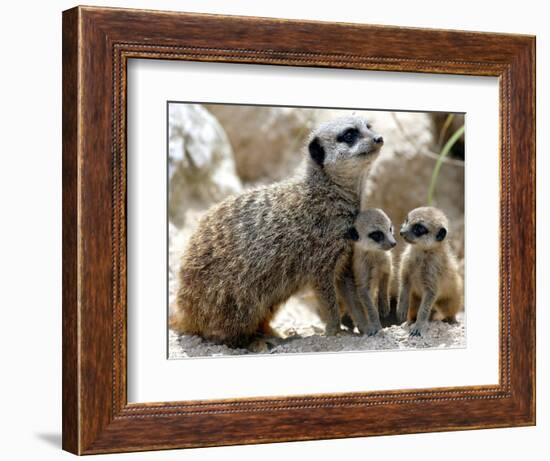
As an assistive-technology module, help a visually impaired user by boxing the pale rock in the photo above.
[204,104,323,183]
[168,103,242,227]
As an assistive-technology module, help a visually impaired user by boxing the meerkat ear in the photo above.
[308,137,325,166]
[344,226,359,241]
[436,227,447,241]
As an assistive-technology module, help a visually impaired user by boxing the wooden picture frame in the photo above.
[62,5,536,455]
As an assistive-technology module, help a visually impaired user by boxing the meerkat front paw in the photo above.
[442,316,458,324]
[325,323,342,336]
[248,339,270,353]
[364,321,382,336]
[379,299,391,319]
[396,306,408,324]
[248,336,286,353]
[409,321,426,337]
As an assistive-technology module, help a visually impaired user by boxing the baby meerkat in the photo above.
[396,206,463,336]
[338,208,396,336]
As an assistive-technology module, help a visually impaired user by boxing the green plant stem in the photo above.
[427,124,465,205]
[437,113,455,150]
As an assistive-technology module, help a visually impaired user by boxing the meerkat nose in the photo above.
[373,135,384,144]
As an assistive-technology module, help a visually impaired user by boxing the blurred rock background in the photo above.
[168,103,465,351]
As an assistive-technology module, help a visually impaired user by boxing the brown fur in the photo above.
[170,116,384,348]
[396,207,463,336]
[337,209,395,335]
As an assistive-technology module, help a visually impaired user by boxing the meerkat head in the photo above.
[307,115,384,190]
[399,206,449,249]
[346,208,396,251]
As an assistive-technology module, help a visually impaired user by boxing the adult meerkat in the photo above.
[170,115,384,349]
[339,208,396,335]
[396,206,463,336]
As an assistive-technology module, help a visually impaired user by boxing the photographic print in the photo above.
[62,7,535,453]
[168,103,465,358]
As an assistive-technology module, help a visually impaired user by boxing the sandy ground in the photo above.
[169,315,465,359]
[168,223,465,359]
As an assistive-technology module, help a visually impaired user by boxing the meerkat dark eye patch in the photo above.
[412,223,429,237]
[368,231,385,243]
[337,127,361,146]
[308,137,325,166]
[344,227,359,241]
[436,227,447,241]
